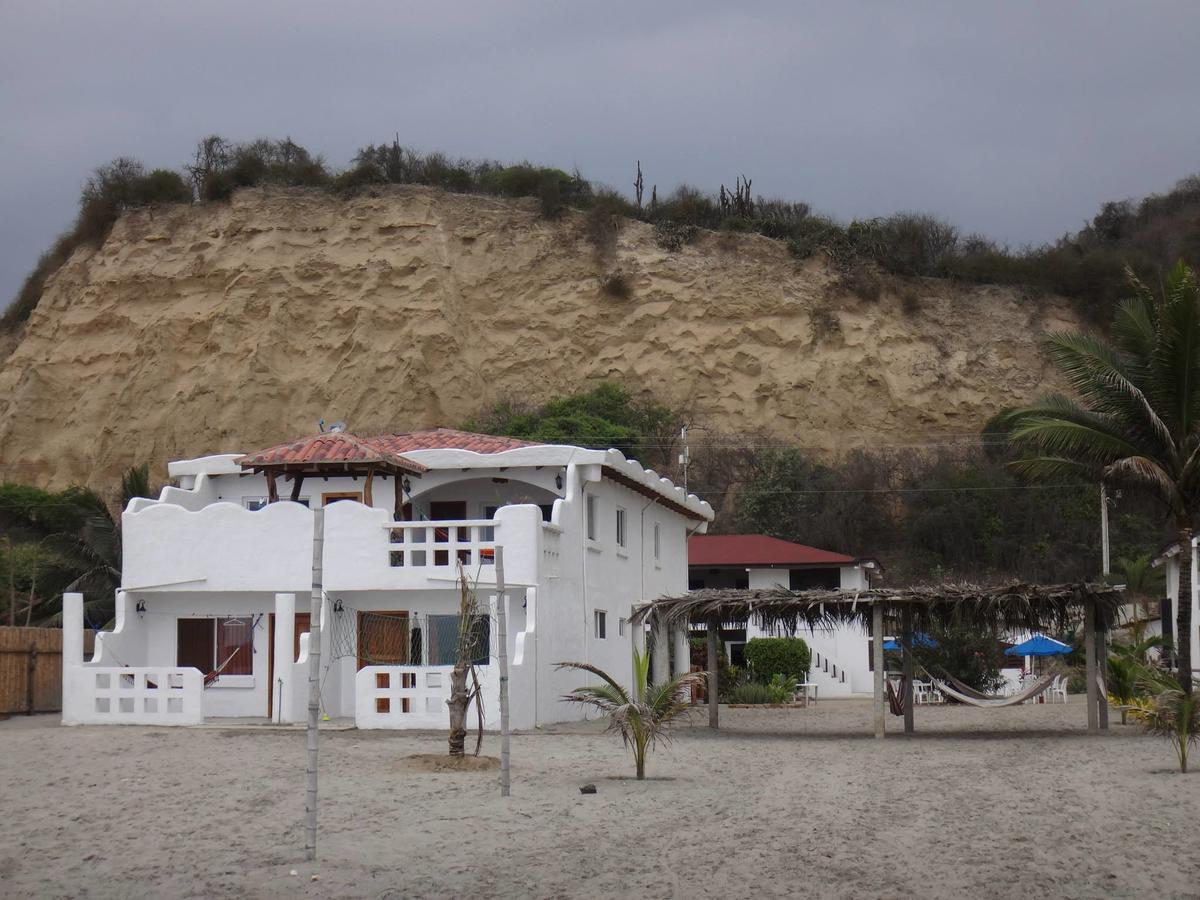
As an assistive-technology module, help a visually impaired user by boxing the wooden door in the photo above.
[267,612,311,717]
[429,501,468,565]
[177,619,214,671]
[356,611,409,670]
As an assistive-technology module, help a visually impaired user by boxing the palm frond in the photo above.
[555,660,632,703]
[1041,331,1175,460]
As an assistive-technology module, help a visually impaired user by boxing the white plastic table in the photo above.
[795,682,819,707]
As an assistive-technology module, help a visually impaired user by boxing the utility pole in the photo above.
[679,426,690,493]
[495,546,511,797]
[304,507,324,861]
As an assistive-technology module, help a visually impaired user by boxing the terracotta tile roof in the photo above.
[689,534,857,567]
[370,428,543,455]
[236,433,428,474]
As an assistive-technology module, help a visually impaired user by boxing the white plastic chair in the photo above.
[1050,674,1068,704]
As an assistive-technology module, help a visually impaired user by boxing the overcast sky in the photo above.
[3,1,1199,307]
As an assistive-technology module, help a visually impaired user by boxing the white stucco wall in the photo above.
[742,564,873,695]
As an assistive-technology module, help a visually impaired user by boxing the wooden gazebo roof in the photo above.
[236,432,427,510]
[631,582,1126,633]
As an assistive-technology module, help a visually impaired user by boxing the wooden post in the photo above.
[267,470,279,504]
[1085,599,1098,733]
[394,477,405,521]
[495,546,511,797]
[873,601,885,739]
[304,507,324,860]
[363,465,375,508]
[1097,618,1109,730]
[290,473,305,503]
[25,644,37,715]
[901,605,914,734]
[707,618,719,730]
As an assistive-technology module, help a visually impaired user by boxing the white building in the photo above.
[687,534,880,697]
[62,428,712,729]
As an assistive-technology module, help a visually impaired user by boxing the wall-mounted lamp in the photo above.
[555,472,564,491]
[135,599,146,616]
[333,598,344,613]
[402,477,412,495]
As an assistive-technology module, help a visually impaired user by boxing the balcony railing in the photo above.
[386,519,497,569]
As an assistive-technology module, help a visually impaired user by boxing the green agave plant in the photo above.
[556,649,706,780]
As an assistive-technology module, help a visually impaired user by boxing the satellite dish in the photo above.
[328,421,348,434]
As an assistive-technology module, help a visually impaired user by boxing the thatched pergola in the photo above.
[631,582,1124,738]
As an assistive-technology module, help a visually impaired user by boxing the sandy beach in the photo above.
[2,699,1198,899]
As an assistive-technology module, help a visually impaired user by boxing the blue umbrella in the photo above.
[1005,634,1071,657]
[883,632,938,651]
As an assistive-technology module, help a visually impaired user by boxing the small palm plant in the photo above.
[1131,667,1200,773]
[557,649,706,780]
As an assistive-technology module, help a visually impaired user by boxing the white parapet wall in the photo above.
[122,500,313,593]
[62,593,204,725]
[63,667,204,725]
[355,664,501,730]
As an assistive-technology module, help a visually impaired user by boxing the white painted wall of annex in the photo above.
[744,564,873,694]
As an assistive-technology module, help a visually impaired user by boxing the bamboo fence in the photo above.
[0,626,95,715]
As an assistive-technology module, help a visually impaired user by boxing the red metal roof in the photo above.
[689,534,857,567]
[371,428,543,455]
[236,433,428,474]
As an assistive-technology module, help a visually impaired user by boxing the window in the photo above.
[789,568,840,590]
[244,496,309,510]
[177,617,254,675]
[425,614,491,666]
[586,495,597,541]
[322,492,362,507]
[653,523,661,560]
[616,508,627,548]
[594,610,607,639]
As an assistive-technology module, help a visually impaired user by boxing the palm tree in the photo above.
[1133,666,1200,773]
[3,465,156,628]
[1007,262,1200,693]
[556,650,706,780]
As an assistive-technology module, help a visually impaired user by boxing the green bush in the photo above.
[727,681,778,704]
[727,674,796,704]
[744,637,811,683]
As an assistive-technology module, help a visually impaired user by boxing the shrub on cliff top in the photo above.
[1,160,191,331]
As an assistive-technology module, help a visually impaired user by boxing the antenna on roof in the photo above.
[328,421,348,434]
[318,419,326,433]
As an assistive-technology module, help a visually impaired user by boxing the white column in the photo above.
[672,626,691,678]
[61,593,84,725]
[652,617,671,685]
[63,592,84,665]
[273,592,296,723]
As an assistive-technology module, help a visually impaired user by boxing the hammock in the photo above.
[203,647,244,687]
[886,676,907,717]
[937,670,1004,701]
[931,673,1056,708]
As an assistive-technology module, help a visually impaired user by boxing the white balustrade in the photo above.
[63,667,204,725]
[385,519,497,570]
[355,665,455,729]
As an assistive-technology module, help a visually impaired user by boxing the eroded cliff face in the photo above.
[0,186,1076,487]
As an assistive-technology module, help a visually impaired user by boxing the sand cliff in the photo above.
[0,186,1077,487]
